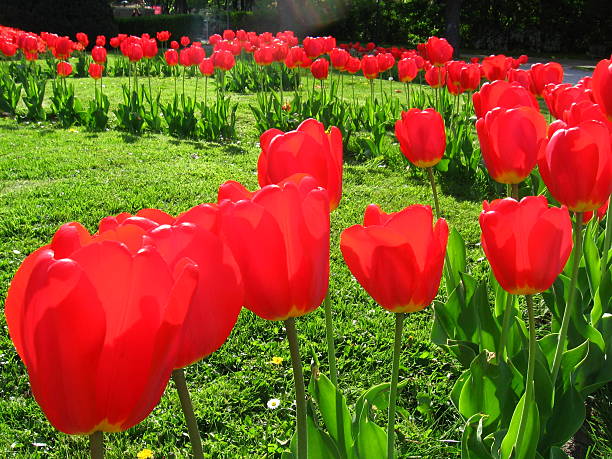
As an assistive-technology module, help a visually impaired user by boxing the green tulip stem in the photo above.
[550,211,584,384]
[204,76,208,108]
[323,293,338,386]
[497,293,515,361]
[285,317,308,459]
[511,183,519,200]
[404,83,410,108]
[172,368,205,459]
[387,312,405,459]
[600,200,612,284]
[279,63,284,104]
[369,79,374,106]
[89,431,104,459]
[516,294,537,453]
[426,167,441,219]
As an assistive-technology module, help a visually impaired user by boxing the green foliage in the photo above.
[0,66,21,115]
[50,79,84,128]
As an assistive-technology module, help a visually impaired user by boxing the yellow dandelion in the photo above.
[137,449,154,459]
[270,356,284,365]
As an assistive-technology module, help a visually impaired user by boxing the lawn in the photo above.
[0,69,609,458]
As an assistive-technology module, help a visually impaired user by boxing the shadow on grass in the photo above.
[120,133,140,144]
[222,143,246,155]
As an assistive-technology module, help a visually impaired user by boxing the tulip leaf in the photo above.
[284,408,341,459]
[548,446,570,459]
[582,224,600,296]
[446,227,466,291]
[541,382,585,449]
[458,351,521,432]
[538,334,559,370]
[309,369,353,456]
[461,413,494,459]
[500,387,540,459]
[353,401,388,459]
[353,380,408,436]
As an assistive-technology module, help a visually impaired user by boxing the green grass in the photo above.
[0,69,609,458]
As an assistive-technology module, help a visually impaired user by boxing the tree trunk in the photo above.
[444,0,462,52]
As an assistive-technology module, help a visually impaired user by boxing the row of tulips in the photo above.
[5,64,612,457]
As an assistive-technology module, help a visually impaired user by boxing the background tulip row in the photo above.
[1,25,606,188]
[0,23,611,459]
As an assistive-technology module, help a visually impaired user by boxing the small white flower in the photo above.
[388,76,394,81]
[267,398,281,410]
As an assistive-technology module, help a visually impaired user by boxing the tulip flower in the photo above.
[507,68,532,89]
[217,175,329,321]
[180,36,190,47]
[539,120,612,212]
[395,108,446,168]
[459,63,481,92]
[213,50,235,71]
[479,196,572,295]
[199,57,214,76]
[95,35,106,47]
[53,36,74,60]
[310,57,329,80]
[88,63,103,79]
[76,32,88,48]
[258,118,343,210]
[481,54,510,81]
[361,55,379,79]
[476,106,548,184]
[341,203,448,312]
[398,58,418,82]
[56,61,72,77]
[425,36,453,66]
[165,48,178,66]
[303,36,324,58]
[170,40,179,49]
[542,83,592,120]
[529,62,563,97]
[473,80,539,119]
[592,58,612,121]
[330,48,350,71]
[91,45,107,64]
[4,219,198,436]
[157,30,171,42]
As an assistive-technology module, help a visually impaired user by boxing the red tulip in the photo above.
[223,29,236,41]
[76,32,88,48]
[56,61,72,77]
[213,50,235,71]
[179,48,191,67]
[459,63,481,92]
[95,35,106,47]
[303,36,324,58]
[476,106,548,184]
[479,196,572,295]
[0,39,18,57]
[398,58,418,82]
[425,36,453,66]
[345,56,361,74]
[91,45,107,64]
[4,217,199,434]
[330,48,350,71]
[376,52,395,73]
[217,175,330,321]
[88,63,103,80]
[395,108,446,167]
[539,120,612,212]
[53,36,73,60]
[310,57,329,79]
[582,198,609,224]
[258,118,343,210]
[254,45,274,65]
[109,37,120,48]
[170,40,179,49]
[341,204,448,312]
[529,62,564,97]
[142,38,158,59]
[361,55,379,79]
[481,54,510,81]
[472,80,539,119]
[199,57,214,76]
[542,83,592,120]
[157,31,171,42]
[189,44,205,66]
[592,58,612,121]
[507,68,532,89]
[180,36,190,47]
[425,64,446,88]
[165,49,178,66]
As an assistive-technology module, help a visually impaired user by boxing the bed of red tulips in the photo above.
[1,22,612,459]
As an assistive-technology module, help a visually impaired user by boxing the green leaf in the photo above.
[354,402,388,459]
[284,409,341,459]
[541,383,584,449]
[582,223,600,296]
[309,370,353,456]
[447,228,466,291]
[548,446,569,459]
[499,387,540,459]
[461,414,494,459]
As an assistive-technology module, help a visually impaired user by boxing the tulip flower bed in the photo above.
[1,25,612,459]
